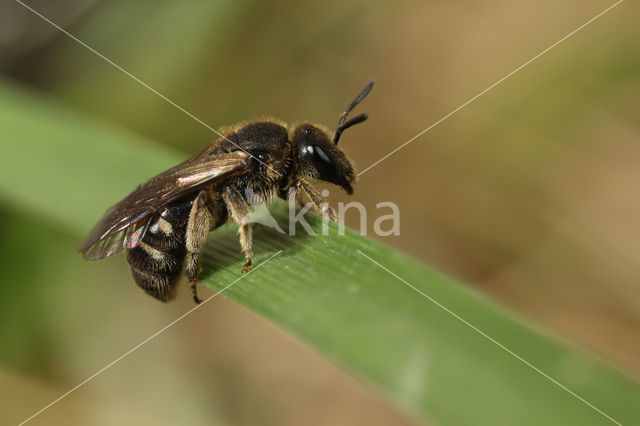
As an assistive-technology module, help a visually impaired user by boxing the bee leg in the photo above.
[239,226,253,273]
[222,187,253,272]
[295,179,342,223]
[185,190,213,304]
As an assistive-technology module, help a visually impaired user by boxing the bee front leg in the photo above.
[222,187,253,273]
[185,190,213,304]
[294,179,341,223]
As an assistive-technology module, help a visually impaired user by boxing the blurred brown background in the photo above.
[1,0,638,425]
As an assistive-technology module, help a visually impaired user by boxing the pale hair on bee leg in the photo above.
[222,187,254,272]
[184,190,213,303]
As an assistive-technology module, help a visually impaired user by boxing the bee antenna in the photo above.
[334,80,374,144]
[334,113,368,145]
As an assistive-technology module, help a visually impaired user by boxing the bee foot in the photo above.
[190,279,202,304]
[241,259,253,273]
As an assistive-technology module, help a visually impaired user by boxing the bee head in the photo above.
[292,81,373,195]
[293,124,356,194]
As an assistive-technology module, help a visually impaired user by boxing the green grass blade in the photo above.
[1,78,639,426]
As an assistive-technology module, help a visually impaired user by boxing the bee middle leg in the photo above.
[185,190,214,304]
[222,187,253,272]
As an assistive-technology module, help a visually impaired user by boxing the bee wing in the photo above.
[79,150,250,261]
[80,216,152,261]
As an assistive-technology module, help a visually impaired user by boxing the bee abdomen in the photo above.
[128,264,179,302]
[126,196,194,301]
[126,240,186,302]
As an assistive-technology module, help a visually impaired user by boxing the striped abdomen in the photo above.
[125,196,194,301]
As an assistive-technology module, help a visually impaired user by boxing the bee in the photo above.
[78,81,373,303]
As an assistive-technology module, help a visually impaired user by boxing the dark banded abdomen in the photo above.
[125,196,194,301]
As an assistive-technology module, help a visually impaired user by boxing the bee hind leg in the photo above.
[222,187,253,273]
[185,190,214,304]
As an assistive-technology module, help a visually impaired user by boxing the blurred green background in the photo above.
[1,0,639,425]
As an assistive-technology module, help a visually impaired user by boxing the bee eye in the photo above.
[301,144,337,182]
[303,127,313,135]
[312,145,331,165]
[301,145,330,163]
